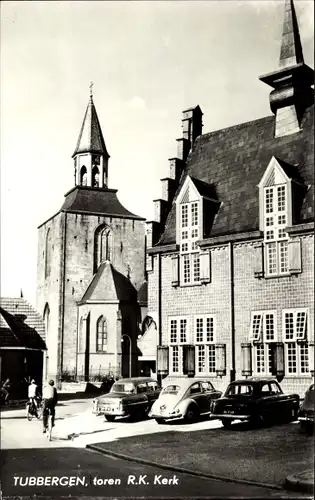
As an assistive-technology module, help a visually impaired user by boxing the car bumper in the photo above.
[212,413,250,420]
[298,416,314,423]
[149,412,182,420]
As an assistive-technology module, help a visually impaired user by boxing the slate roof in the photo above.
[80,262,137,303]
[73,96,109,158]
[0,298,46,350]
[158,105,314,246]
[60,186,145,220]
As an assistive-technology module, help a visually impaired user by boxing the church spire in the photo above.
[72,86,110,189]
[259,0,314,138]
[279,0,304,69]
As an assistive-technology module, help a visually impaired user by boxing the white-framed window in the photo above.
[96,316,108,352]
[179,201,200,284]
[283,309,309,375]
[168,316,189,374]
[264,184,289,276]
[194,315,216,375]
[250,311,277,375]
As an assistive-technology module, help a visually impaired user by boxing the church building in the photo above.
[37,91,147,384]
[146,0,314,396]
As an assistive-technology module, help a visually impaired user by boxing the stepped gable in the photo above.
[80,262,137,303]
[60,186,145,220]
[0,298,46,349]
[158,106,314,246]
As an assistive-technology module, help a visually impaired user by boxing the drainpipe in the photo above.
[229,242,236,382]
[59,212,67,388]
[157,252,162,386]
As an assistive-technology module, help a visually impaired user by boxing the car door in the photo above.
[188,382,209,414]
[146,381,160,408]
[268,381,289,418]
[201,381,221,413]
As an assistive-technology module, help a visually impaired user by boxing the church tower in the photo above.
[37,89,147,385]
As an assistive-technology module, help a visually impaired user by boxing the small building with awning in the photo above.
[0,298,47,396]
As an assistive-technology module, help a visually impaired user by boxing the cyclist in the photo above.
[28,379,39,408]
[0,378,11,404]
[42,379,58,433]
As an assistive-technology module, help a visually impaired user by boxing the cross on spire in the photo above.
[89,81,94,99]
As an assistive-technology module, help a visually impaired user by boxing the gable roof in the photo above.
[60,186,145,220]
[80,262,137,303]
[158,105,314,246]
[0,298,46,350]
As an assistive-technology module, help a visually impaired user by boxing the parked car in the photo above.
[298,383,314,434]
[149,378,222,424]
[210,378,300,429]
[93,377,160,422]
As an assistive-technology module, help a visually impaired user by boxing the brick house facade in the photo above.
[37,93,147,383]
[146,0,314,396]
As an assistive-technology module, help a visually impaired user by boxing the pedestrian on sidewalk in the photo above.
[0,378,11,404]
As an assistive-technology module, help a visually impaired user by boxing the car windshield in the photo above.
[110,383,136,394]
[226,384,253,396]
[162,385,181,395]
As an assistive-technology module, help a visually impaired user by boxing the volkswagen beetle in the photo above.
[298,383,314,434]
[149,378,222,424]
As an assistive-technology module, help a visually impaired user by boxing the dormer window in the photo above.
[180,201,200,284]
[263,184,289,275]
[258,157,294,278]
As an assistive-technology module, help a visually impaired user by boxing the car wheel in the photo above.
[105,415,115,422]
[222,419,232,429]
[184,406,199,424]
[155,418,166,425]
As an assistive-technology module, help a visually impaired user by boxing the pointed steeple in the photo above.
[72,86,110,188]
[279,0,304,69]
[259,0,314,138]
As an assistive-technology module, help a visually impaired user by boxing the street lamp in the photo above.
[121,334,132,378]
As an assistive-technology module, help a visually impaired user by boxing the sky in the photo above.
[0,0,314,306]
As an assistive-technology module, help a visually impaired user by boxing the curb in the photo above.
[86,443,284,492]
[284,471,314,494]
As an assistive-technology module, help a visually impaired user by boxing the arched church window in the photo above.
[45,229,52,278]
[43,303,50,336]
[92,166,99,187]
[96,316,107,352]
[93,225,112,272]
[80,166,87,186]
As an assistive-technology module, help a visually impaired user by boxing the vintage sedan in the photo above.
[298,383,314,434]
[210,378,300,429]
[149,378,222,424]
[93,377,160,422]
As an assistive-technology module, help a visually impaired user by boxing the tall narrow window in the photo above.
[169,317,189,374]
[43,303,50,336]
[195,315,216,375]
[94,225,112,272]
[264,184,289,276]
[249,311,276,375]
[96,316,107,352]
[180,201,200,284]
[80,166,87,186]
[45,229,52,278]
[283,309,309,375]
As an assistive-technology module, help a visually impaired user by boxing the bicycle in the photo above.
[43,407,54,441]
[26,398,42,421]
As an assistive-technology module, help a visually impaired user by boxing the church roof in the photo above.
[80,262,137,303]
[0,298,46,350]
[60,186,145,220]
[73,96,109,158]
[158,105,314,246]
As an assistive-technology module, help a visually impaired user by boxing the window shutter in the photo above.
[288,239,302,274]
[254,243,264,278]
[171,255,179,287]
[200,251,211,283]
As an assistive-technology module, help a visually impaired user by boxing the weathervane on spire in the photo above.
[89,81,94,98]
